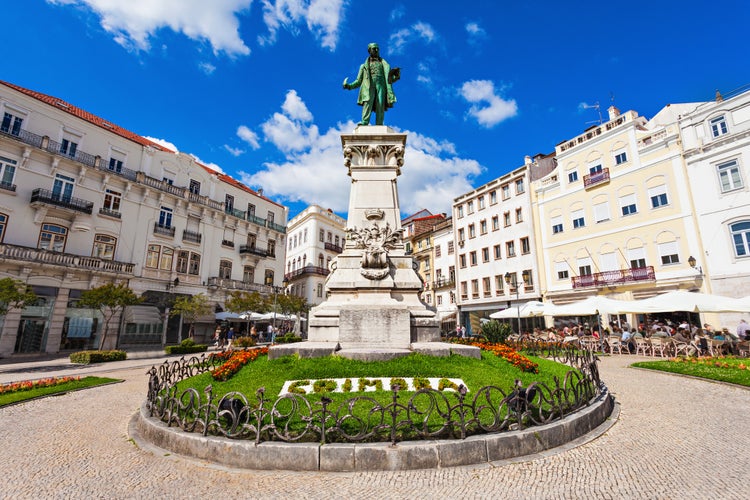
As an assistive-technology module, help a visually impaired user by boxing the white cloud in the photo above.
[190,154,225,174]
[388,21,438,54]
[237,125,261,149]
[460,80,518,128]
[465,21,487,45]
[281,90,313,121]
[260,90,319,153]
[389,5,405,21]
[198,61,216,75]
[258,0,344,50]
[144,136,179,152]
[239,92,483,215]
[224,145,245,156]
[48,0,253,56]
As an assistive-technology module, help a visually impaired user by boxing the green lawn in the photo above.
[0,376,122,407]
[631,357,750,387]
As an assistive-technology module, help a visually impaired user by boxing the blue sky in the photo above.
[5,1,750,220]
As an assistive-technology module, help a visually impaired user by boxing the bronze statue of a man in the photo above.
[343,43,400,126]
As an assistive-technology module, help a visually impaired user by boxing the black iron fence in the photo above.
[144,343,603,445]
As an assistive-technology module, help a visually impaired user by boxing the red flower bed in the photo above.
[471,341,539,373]
[211,347,268,382]
[0,376,81,395]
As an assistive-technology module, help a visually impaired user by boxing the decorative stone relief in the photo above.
[346,222,404,280]
[341,144,405,168]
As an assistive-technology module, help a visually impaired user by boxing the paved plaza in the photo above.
[0,353,748,499]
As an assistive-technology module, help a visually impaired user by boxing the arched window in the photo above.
[318,254,324,267]
[730,221,750,257]
[39,224,68,252]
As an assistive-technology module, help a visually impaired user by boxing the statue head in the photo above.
[367,42,380,58]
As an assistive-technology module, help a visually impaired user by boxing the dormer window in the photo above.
[710,115,728,138]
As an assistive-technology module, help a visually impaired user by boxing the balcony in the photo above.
[432,278,455,289]
[140,174,185,197]
[0,243,135,275]
[0,181,16,192]
[324,242,343,253]
[30,188,94,214]
[583,168,610,189]
[572,266,656,289]
[239,244,268,258]
[285,265,329,281]
[153,223,175,237]
[225,207,246,220]
[182,230,202,244]
[207,277,273,294]
[247,214,267,226]
[221,239,235,248]
[267,221,287,233]
[98,207,121,219]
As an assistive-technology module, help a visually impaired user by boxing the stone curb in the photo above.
[130,386,615,471]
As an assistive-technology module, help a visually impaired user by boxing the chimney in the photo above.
[257,188,263,196]
[524,155,532,165]
[607,105,621,121]
[715,89,724,102]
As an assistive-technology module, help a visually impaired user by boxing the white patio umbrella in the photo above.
[549,296,629,316]
[489,301,553,319]
[215,311,242,320]
[618,290,750,313]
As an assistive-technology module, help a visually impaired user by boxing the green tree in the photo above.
[0,278,37,316]
[78,282,141,350]
[224,291,266,315]
[170,293,212,340]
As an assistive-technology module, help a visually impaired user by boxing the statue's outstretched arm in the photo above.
[343,64,365,90]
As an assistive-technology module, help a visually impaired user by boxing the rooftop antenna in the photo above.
[581,101,603,125]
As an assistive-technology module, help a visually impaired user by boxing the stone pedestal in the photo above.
[269,126,478,361]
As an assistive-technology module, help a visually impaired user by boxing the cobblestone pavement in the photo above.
[1,355,748,499]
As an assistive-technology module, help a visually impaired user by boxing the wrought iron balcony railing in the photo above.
[583,168,610,189]
[30,188,94,214]
[324,242,343,253]
[432,278,455,289]
[153,223,175,237]
[0,181,16,192]
[284,265,329,281]
[572,266,655,289]
[98,207,121,219]
[206,277,273,294]
[182,230,202,244]
[239,245,268,257]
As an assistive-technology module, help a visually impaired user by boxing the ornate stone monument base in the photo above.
[269,126,479,361]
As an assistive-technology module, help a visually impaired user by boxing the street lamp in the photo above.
[265,276,289,341]
[504,272,521,335]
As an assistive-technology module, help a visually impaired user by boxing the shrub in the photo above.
[180,338,196,347]
[481,320,514,344]
[165,344,208,355]
[70,350,127,364]
[275,333,303,344]
[233,336,256,348]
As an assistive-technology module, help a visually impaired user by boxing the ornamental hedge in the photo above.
[70,350,127,364]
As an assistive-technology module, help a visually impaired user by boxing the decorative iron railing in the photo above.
[30,188,94,214]
[0,181,16,192]
[182,230,202,244]
[324,242,343,253]
[153,223,176,237]
[98,207,121,219]
[572,266,655,289]
[284,265,329,281]
[583,168,610,189]
[144,343,602,445]
[239,245,267,257]
[206,277,273,294]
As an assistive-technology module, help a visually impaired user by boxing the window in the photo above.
[334,235,340,246]
[449,265,456,282]
[304,229,308,243]
[521,237,530,254]
[459,254,467,268]
[435,244,441,258]
[265,269,274,286]
[0,213,6,242]
[515,208,523,223]
[470,251,477,266]
[628,247,646,269]
[268,240,276,257]
[478,196,486,209]
[658,241,679,265]
[219,260,232,279]
[268,211,275,224]
[437,295,443,305]
[730,221,750,257]
[504,212,511,227]
[317,283,323,298]
[447,241,454,254]
[92,234,116,259]
[108,156,123,173]
[103,189,121,212]
[60,137,78,158]
[522,270,533,289]
[600,252,618,272]
[594,201,610,223]
[243,266,255,283]
[614,151,628,165]
[247,203,256,217]
[494,244,502,260]
[457,205,464,218]
[159,207,173,228]
[468,224,475,238]
[572,209,585,228]
[176,250,189,273]
[506,240,516,257]
[1,111,23,135]
[146,244,160,268]
[649,185,669,208]
[480,219,487,234]
[52,173,75,201]
[494,275,504,296]
[492,215,499,231]
[551,216,563,234]
[502,184,510,200]
[515,179,525,194]
[225,194,234,212]
[718,160,743,192]
[460,281,468,300]
[589,164,603,175]
[471,279,479,299]
[568,170,578,183]
[0,155,17,189]
[319,229,325,242]
[188,253,201,275]
[579,264,592,276]
[467,201,474,214]
[483,277,491,297]
[160,247,173,270]
[620,194,637,216]
[247,233,257,249]
[162,177,174,185]
[39,224,67,252]
[327,231,332,243]
[189,180,201,195]
[482,247,489,262]
[555,261,569,280]
[490,190,497,204]
[710,115,728,138]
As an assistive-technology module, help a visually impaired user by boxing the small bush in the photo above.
[180,338,196,347]
[481,320,513,344]
[233,336,256,348]
[275,333,303,344]
[165,344,208,355]
[70,350,127,364]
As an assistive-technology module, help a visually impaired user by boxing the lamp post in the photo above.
[266,276,289,342]
[505,272,521,335]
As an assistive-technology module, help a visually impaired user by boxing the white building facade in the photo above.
[0,80,287,356]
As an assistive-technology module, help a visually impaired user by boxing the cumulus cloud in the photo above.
[460,80,518,128]
[144,136,179,152]
[198,61,216,75]
[190,154,226,174]
[389,21,438,54]
[465,21,487,45]
[48,0,253,56]
[237,125,261,149]
[260,90,319,153]
[239,92,483,215]
[258,0,345,50]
